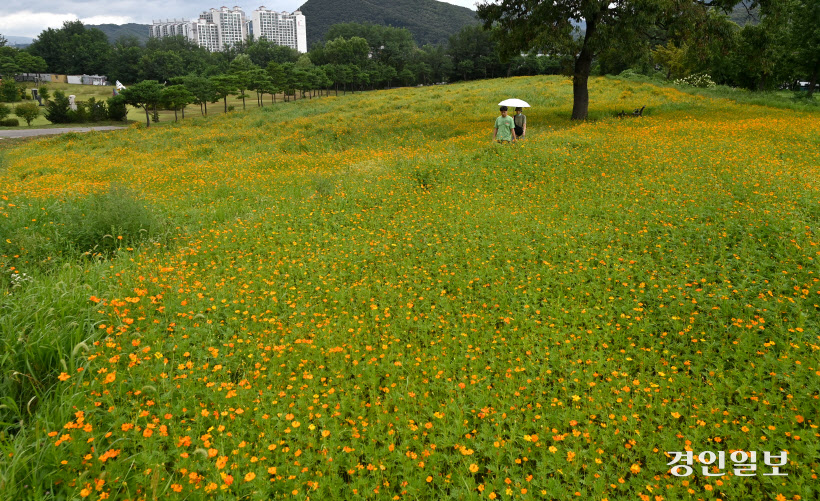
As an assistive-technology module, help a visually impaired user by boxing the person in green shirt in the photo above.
[493,106,516,143]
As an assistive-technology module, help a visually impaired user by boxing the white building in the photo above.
[200,6,248,51]
[150,19,192,39]
[190,18,221,52]
[249,7,307,53]
[149,6,306,53]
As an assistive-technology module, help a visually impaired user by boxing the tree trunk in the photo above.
[182,107,185,119]
[204,101,207,115]
[807,60,818,99]
[571,10,599,120]
[223,96,227,113]
[144,107,150,127]
[174,108,178,122]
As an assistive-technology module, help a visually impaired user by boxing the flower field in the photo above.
[1,75,819,500]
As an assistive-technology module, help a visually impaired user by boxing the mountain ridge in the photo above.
[297,0,479,46]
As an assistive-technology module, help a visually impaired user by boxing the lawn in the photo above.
[1,75,818,500]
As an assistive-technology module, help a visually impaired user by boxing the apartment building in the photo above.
[150,6,306,53]
[150,19,191,40]
[250,7,307,53]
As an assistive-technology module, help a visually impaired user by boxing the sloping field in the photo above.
[1,76,819,500]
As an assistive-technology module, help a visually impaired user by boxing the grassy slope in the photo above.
[1,76,819,500]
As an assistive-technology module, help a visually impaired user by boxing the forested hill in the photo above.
[298,0,479,46]
[87,23,151,44]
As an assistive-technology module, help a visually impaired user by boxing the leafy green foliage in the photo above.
[119,80,164,127]
[43,90,71,124]
[85,97,108,122]
[106,94,128,121]
[13,102,40,126]
[0,78,20,102]
[27,20,111,75]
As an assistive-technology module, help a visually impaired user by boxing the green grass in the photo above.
[609,72,820,112]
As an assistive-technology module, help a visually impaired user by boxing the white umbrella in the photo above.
[498,98,530,108]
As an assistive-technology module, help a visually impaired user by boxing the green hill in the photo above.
[87,23,151,44]
[298,0,479,46]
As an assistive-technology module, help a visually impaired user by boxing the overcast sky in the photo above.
[1,0,481,38]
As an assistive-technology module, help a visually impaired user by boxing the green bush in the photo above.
[0,102,10,121]
[14,102,41,126]
[44,90,72,124]
[67,102,89,123]
[86,97,108,122]
[37,85,51,102]
[0,79,20,102]
[106,94,128,121]
[0,118,20,126]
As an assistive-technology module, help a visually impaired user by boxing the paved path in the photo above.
[0,126,126,139]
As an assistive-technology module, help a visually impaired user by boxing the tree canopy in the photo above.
[28,21,111,75]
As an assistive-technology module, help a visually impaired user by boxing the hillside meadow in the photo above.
[1,75,819,500]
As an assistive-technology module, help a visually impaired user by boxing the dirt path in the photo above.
[0,126,126,139]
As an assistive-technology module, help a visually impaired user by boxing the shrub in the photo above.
[0,102,10,121]
[0,79,20,102]
[15,102,41,126]
[107,94,128,121]
[0,118,20,126]
[68,102,89,123]
[44,90,72,124]
[86,98,108,122]
[37,85,51,102]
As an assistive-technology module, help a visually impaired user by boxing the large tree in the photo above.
[120,80,164,127]
[476,0,736,120]
[27,20,111,75]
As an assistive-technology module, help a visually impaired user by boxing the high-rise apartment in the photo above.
[250,7,307,53]
[150,6,306,53]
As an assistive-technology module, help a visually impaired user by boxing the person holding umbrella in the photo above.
[494,98,530,144]
[493,106,517,144]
